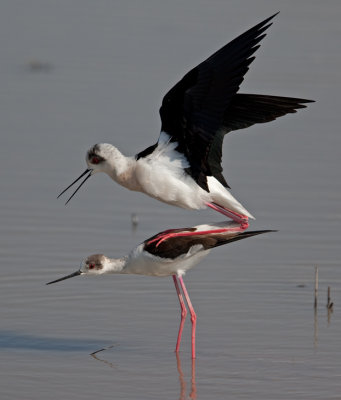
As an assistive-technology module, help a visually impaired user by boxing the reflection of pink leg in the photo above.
[173,275,187,353]
[175,352,186,399]
[191,358,197,399]
[175,352,197,399]
[178,276,197,359]
[206,202,249,227]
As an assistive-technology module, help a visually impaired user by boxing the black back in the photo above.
[144,229,274,259]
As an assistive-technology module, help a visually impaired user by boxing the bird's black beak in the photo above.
[46,270,82,285]
[57,169,93,205]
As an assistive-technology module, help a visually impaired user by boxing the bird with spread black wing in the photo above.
[58,13,313,235]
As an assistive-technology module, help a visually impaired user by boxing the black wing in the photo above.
[137,14,313,191]
[157,13,279,191]
[207,94,314,186]
[144,229,274,259]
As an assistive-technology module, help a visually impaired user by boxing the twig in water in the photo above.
[314,267,318,309]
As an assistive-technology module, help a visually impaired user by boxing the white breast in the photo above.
[133,132,253,218]
[124,244,210,277]
[134,134,210,209]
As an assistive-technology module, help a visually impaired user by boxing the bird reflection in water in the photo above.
[90,351,197,399]
[91,345,117,369]
[176,353,197,400]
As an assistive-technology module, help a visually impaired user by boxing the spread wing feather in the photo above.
[136,13,314,192]
[158,14,278,191]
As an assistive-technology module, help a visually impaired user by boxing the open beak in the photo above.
[57,169,93,205]
[46,270,82,285]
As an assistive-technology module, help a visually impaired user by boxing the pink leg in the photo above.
[149,228,233,247]
[206,202,249,227]
[173,275,187,353]
[178,276,197,359]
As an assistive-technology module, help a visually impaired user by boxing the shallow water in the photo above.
[1,1,341,399]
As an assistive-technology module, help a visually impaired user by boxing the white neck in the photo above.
[103,257,129,274]
[100,145,141,191]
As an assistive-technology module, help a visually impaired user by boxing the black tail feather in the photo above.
[223,93,314,132]
[213,229,276,248]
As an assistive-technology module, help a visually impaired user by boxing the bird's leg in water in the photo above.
[178,276,197,359]
[173,275,188,353]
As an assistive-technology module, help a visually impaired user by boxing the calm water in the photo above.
[1,1,341,399]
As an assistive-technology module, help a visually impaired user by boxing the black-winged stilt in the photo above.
[58,13,313,229]
[47,221,274,358]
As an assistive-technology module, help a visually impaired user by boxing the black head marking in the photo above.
[87,145,105,164]
[86,254,105,271]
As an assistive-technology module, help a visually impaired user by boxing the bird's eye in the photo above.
[89,264,95,270]
[91,156,101,165]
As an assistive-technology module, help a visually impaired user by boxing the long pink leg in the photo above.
[173,275,188,353]
[147,205,249,247]
[147,204,250,247]
[206,202,249,227]
[150,228,235,247]
[178,276,197,359]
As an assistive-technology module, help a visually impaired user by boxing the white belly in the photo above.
[133,134,254,218]
[136,163,209,209]
[125,245,210,277]
[135,159,253,217]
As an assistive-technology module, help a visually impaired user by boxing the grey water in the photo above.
[1,1,340,399]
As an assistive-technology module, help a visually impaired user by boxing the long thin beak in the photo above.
[46,270,82,285]
[57,169,93,205]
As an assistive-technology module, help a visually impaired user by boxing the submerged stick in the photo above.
[327,286,331,308]
[314,267,318,309]
[327,286,334,310]
[90,344,115,355]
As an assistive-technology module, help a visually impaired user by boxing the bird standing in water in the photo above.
[58,13,313,236]
[47,221,274,358]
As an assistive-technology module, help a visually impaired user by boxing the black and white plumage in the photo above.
[47,222,272,280]
[58,13,313,223]
[47,221,274,358]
